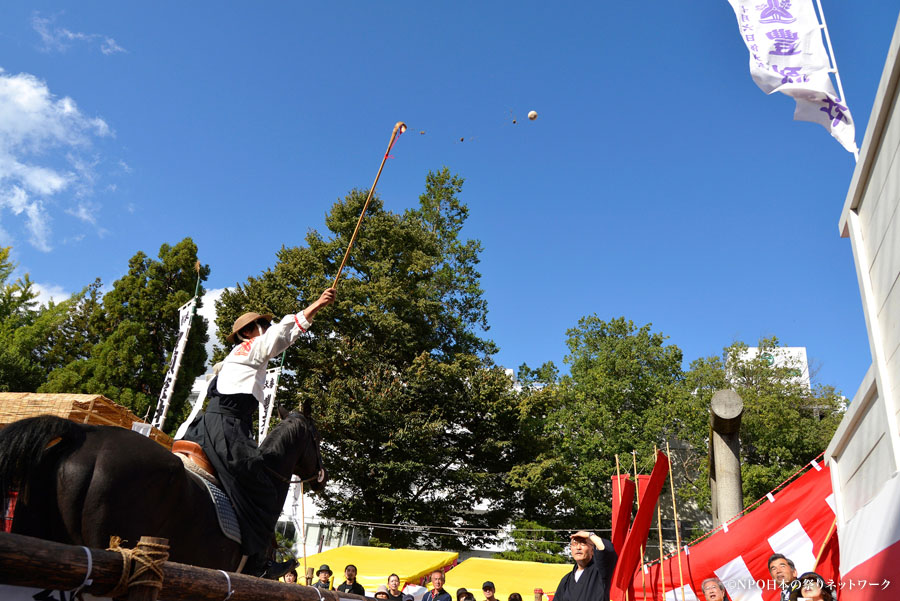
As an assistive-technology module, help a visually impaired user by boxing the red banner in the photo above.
[611,451,670,600]
[630,463,835,601]
[612,475,636,554]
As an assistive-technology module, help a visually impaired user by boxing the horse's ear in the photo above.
[302,399,312,418]
[277,405,289,420]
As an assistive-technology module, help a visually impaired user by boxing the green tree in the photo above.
[216,169,519,548]
[42,239,209,432]
[672,338,844,509]
[494,520,567,563]
[0,281,104,393]
[0,247,39,328]
[509,317,685,529]
[0,246,58,391]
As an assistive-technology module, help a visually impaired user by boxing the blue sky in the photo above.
[1,3,897,398]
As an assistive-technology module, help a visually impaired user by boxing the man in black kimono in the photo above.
[554,531,617,601]
[183,288,335,578]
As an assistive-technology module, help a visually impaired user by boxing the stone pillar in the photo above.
[710,389,743,527]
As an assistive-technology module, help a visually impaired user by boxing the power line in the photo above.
[326,518,612,533]
[319,519,688,540]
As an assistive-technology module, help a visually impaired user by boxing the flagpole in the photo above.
[814,517,838,568]
[654,445,666,601]
[666,442,686,601]
[633,451,647,601]
[193,260,202,299]
[814,0,859,162]
[144,261,203,426]
[614,455,629,601]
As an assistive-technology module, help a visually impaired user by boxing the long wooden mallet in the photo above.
[332,121,407,288]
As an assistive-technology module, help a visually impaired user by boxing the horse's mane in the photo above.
[0,416,89,508]
[258,411,309,458]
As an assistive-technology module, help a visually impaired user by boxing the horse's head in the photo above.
[265,405,327,492]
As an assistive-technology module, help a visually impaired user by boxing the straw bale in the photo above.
[0,392,173,449]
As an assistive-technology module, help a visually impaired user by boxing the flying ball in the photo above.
[528,110,538,121]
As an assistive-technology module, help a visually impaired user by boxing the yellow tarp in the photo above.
[443,557,570,601]
[302,545,459,592]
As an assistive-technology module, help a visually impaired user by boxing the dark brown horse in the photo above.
[0,409,325,571]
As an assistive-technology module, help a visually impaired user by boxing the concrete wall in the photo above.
[857,82,900,420]
[827,368,895,523]
[829,13,900,530]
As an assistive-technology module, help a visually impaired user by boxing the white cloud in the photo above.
[23,200,51,252]
[32,281,70,306]
[0,186,51,251]
[101,38,125,55]
[198,288,230,364]
[67,153,99,197]
[0,67,113,251]
[0,69,109,151]
[65,201,98,225]
[32,14,126,55]
[62,233,85,244]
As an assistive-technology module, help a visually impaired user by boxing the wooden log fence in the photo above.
[0,531,365,601]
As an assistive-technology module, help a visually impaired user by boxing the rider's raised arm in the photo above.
[251,288,336,363]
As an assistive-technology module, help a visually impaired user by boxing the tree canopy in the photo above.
[41,238,209,432]
[215,168,520,548]
[0,169,848,554]
[671,338,844,509]
[509,316,685,529]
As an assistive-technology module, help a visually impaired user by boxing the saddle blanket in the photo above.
[190,472,242,545]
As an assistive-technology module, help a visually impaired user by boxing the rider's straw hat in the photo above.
[226,312,274,344]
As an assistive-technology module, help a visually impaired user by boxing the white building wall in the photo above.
[829,11,900,537]
[736,346,810,389]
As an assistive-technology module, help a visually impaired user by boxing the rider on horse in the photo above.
[183,288,336,579]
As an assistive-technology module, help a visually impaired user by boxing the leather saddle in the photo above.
[172,440,217,479]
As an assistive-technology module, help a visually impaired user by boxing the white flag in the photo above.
[150,297,196,431]
[258,366,282,442]
[174,378,209,440]
[728,0,857,153]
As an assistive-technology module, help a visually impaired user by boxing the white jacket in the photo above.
[217,312,313,401]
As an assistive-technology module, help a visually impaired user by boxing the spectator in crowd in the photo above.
[337,564,366,596]
[376,585,391,600]
[553,531,617,601]
[422,570,451,601]
[790,572,835,601]
[509,593,523,601]
[314,564,333,590]
[461,594,476,601]
[701,578,728,601]
[387,573,414,601]
[457,588,469,601]
[283,569,298,584]
[483,582,497,601]
[388,574,407,601]
[768,554,799,601]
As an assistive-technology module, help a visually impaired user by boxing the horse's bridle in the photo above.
[296,417,325,485]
